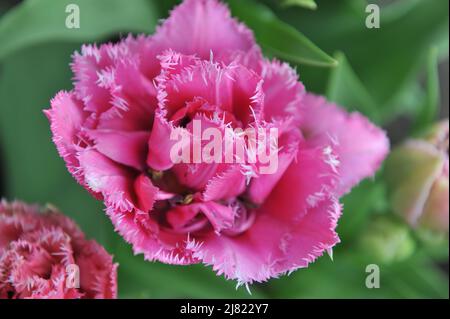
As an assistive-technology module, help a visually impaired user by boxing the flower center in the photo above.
[222,199,257,236]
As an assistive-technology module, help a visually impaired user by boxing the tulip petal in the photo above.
[87,129,150,170]
[194,197,340,284]
[203,165,246,202]
[45,91,90,189]
[153,0,257,60]
[299,93,389,195]
[261,59,304,125]
[78,149,137,213]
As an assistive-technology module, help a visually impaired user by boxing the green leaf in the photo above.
[227,0,337,67]
[413,47,440,132]
[385,253,449,298]
[0,0,159,60]
[269,249,448,298]
[338,178,388,243]
[281,0,317,10]
[326,52,381,123]
[270,0,449,122]
[356,0,448,117]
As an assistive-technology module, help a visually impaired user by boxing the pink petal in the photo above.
[221,45,263,73]
[261,60,304,124]
[170,115,231,190]
[167,202,234,234]
[134,174,159,212]
[76,241,118,299]
[106,206,199,265]
[155,51,263,126]
[153,0,257,60]
[146,114,190,171]
[190,140,340,283]
[78,149,137,213]
[203,165,246,201]
[299,93,389,195]
[248,123,302,204]
[0,201,117,299]
[44,91,89,188]
[97,59,157,132]
[72,36,158,120]
[260,142,339,223]
[87,129,149,170]
[194,197,341,284]
[71,44,114,114]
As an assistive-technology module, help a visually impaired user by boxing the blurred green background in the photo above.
[0,0,448,298]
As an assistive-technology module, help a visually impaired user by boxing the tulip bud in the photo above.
[360,216,415,264]
[385,120,449,233]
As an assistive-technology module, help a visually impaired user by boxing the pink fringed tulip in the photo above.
[385,120,449,233]
[45,0,389,284]
[0,201,118,299]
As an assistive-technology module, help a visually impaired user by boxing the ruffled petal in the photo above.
[0,201,118,299]
[44,91,89,188]
[299,93,389,195]
[76,241,118,299]
[134,174,159,212]
[147,114,190,171]
[105,206,199,265]
[153,0,257,60]
[248,122,301,204]
[167,202,234,234]
[261,60,304,125]
[191,141,340,283]
[78,149,137,213]
[193,197,340,284]
[156,52,263,126]
[203,165,246,201]
[87,129,150,170]
[71,44,115,114]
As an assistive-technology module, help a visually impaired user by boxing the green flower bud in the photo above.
[360,216,415,264]
[385,120,449,233]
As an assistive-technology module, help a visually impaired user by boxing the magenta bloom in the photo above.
[0,201,117,299]
[46,0,389,284]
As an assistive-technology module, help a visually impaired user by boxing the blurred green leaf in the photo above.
[0,0,159,60]
[270,0,449,122]
[326,51,381,123]
[228,0,337,67]
[385,253,449,298]
[267,252,399,298]
[281,0,317,10]
[413,47,440,132]
[358,215,416,265]
[269,250,448,298]
[338,178,387,243]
